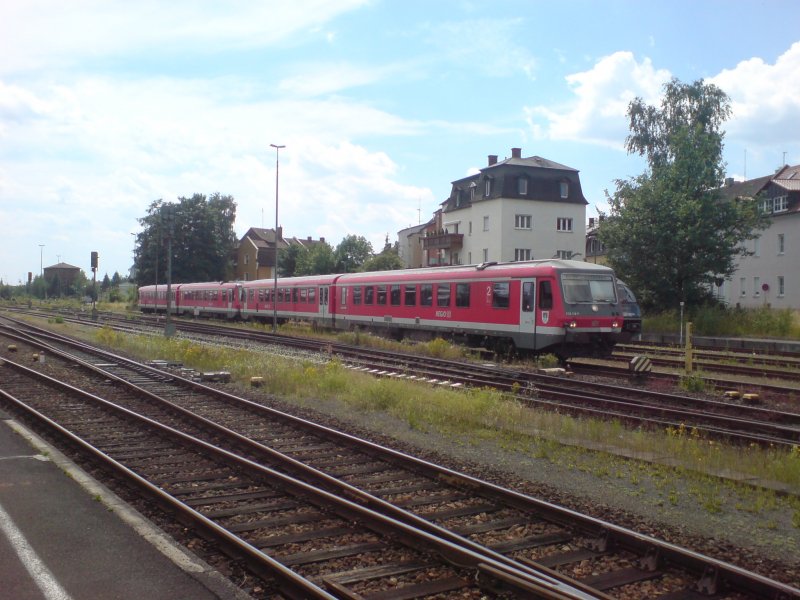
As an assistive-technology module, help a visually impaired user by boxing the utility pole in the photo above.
[163,204,176,338]
[270,143,285,333]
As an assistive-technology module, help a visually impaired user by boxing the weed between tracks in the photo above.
[89,326,800,526]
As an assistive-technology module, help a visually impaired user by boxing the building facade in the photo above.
[231,228,327,281]
[718,165,800,309]
[411,148,588,267]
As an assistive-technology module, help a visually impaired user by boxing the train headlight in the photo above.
[565,320,577,329]
[612,321,619,329]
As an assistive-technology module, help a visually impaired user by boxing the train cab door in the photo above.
[519,278,536,332]
[319,286,330,320]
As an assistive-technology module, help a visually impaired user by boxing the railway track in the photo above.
[4,310,800,447]
[1,320,799,598]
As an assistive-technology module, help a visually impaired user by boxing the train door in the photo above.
[519,278,536,331]
[319,286,330,320]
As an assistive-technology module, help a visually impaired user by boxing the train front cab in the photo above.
[556,268,623,357]
[514,264,622,359]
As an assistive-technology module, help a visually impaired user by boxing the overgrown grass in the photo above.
[645,305,800,338]
[93,325,800,501]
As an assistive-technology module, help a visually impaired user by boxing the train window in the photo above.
[456,283,470,308]
[377,285,387,305]
[322,287,329,306]
[309,288,316,304]
[539,281,553,310]
[258,289,265,302]
[365,286,374,305]
[353,286,362,305]
[522,282,534,312]
[436,283,450,307]
[404,285,416,306]
[390,284,401,306]
[420,284,433,306]
[340,287,347,306]
[277,289,284,303]
[300,288,307,302]
[292,288,299,303]
[284,288,291,303]
[492,282,510,309]
[562,274,615,303]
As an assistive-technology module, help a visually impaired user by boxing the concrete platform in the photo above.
[0,411,252,600]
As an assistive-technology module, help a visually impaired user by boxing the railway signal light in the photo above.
[91,251,99,271]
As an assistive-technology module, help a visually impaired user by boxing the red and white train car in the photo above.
[332,260,622,356]
[138,260,624,357]
[138,282,242,318]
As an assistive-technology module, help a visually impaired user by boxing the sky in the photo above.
[2,0,800,285]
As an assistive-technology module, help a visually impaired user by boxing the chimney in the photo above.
[320,237,325,243]
[511,147,522,159]
[725,177,734,187]
[307,236,312,241]
[488,154,497,166]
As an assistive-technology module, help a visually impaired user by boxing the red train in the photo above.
[138,260,625,357]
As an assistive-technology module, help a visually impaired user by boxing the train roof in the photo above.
[336,260,614,283]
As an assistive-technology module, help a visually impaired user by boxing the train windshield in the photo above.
[561,273,617,304]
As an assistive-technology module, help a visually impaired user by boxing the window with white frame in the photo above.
[470,183,476,202]
[244,253,249,265]
[753,237,760,256]
[555,250,572,259]
[468,252,472,264]
[774,195,789,212]
[514,248,531,261]
[518,177,528,195]
[483,216,489,231]
[482,248,488,262]
[468,221,472,235]
[754,276,761,296]
[778,276,785,296]
[514,214,532,229]
[740,277,746,296]
[484,178,492,197]
[778,233,785,254]
[557,217,573,232]
[760,197,773,213]
[559,181,569,198]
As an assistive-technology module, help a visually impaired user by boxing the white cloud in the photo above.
[710,41,800,146]
[525,51,671,148]
[0,0,369,75]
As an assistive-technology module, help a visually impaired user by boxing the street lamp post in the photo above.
[270,143,285,333]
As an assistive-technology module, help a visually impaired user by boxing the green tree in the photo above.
[362,241,404,272]
[111,271,122,287]
[134,193,237,285]
[335,235,373,272]
[601,78,767,310]
[278,243,301,277]
[295,241,336,275]
[101,273,111,292]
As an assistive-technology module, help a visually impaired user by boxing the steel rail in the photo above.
[0,355,597,600]
[2,322,798,599]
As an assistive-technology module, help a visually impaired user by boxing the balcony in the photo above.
[422,232,463,251]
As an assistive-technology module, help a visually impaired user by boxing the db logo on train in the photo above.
[542,311,549,324]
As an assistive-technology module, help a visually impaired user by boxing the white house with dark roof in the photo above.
[411,148,588,268]
[717,164,800,309]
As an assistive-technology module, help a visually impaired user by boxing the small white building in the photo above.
[718,165,800,309]
[412,148,587,267]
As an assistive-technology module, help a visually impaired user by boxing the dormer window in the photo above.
[560,181,569,199]
[455,190,462,208]
[469,181,476,202]
[484,177,492,197]
[518,177,528,195]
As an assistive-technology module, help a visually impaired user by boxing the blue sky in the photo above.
[2,0,800,284]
